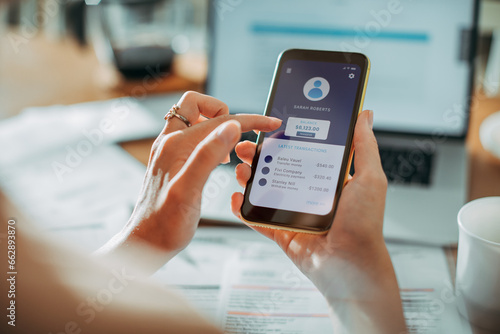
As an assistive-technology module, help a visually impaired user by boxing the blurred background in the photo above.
[0,0,209,119]
[0,0,498,120]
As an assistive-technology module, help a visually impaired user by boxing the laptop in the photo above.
[201,0,479,245]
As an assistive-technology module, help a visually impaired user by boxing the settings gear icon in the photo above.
[348,73,355,79]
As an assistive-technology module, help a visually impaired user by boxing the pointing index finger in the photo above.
[182,114,281,145]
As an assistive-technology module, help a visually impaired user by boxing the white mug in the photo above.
[456,197,500,331]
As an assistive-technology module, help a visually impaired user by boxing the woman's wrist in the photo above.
[304,236,387,296]
[306,240,406,333]
[95,227,176,276]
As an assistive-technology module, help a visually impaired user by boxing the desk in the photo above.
[2,35,500,333]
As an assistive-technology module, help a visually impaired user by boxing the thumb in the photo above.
[173,120,241,193]
[352,110,384,177]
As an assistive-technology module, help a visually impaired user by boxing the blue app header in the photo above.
[266,59,361,146]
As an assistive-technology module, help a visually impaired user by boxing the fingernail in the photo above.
[367,110,374,129]
[217,120,241,146]
[269,117,282,127]
[221,154,231,165]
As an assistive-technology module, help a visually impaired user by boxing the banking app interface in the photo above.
[249,60,361,215]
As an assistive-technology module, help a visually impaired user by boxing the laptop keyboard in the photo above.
[378,146,434,185]
[350,146,434,185]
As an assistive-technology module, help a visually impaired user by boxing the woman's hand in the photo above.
[98,92,281,271]
[231,110,407,333]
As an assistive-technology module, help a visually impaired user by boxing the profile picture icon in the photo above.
[303,77,330,102]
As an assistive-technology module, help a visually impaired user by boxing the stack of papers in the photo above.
[33,223,471,333]
[152,228,472,334]
[0,145,144,232]
[0,96,178,243]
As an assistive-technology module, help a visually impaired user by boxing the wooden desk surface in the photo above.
[2,32,500,334]
[467,94,500,200]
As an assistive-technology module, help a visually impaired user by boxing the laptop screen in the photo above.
[207,0,477,137]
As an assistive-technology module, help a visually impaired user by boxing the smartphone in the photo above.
[240,49,370,234]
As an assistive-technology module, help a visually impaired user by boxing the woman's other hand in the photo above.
[231,110,407,333]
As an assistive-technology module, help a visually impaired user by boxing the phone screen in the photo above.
[248,59,362,216]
